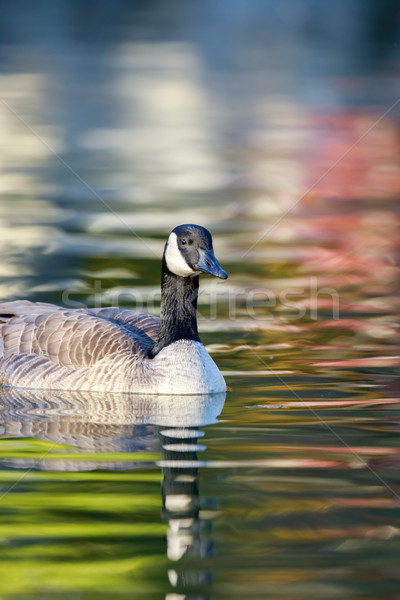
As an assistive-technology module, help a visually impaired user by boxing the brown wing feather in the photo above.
[0,301,160,371]
[87,307,159,342]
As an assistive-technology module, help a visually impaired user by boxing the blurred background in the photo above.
[1,0,399,315]
[1,2,400,599]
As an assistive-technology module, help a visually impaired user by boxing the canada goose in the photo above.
[0,224,228,394]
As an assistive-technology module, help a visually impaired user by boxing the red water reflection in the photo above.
[305,113,400,201]
[250,111,400,374]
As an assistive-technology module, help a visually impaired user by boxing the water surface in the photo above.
[0,2,399,598]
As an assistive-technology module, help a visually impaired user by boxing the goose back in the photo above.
[0,301,160,392]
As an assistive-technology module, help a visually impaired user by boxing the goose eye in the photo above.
[180,238,187,245]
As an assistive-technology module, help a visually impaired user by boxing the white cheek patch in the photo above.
[164,232,196,277]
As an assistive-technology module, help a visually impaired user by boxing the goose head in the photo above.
[164,224,228,279]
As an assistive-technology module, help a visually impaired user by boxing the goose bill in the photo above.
[195,248,228,279]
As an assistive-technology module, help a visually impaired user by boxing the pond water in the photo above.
[0,2,400,599]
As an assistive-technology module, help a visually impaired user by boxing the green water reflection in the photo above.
[0,380,399,599]
[0,391,226,597]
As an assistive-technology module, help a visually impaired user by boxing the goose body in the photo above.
[0,225,228,394]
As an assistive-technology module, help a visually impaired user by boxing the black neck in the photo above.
[149,259,200,357]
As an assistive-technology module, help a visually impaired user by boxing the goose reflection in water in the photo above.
[0,388,226,594]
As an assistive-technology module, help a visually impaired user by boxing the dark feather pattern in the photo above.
[0,301,160,391]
